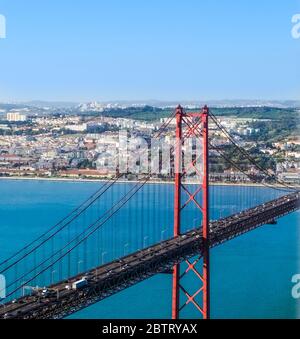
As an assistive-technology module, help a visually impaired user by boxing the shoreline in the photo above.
[0,175,298,189]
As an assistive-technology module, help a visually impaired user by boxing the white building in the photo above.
[65,124,87,132]
[7,112,27,122]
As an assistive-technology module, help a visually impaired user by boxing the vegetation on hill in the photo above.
[210,106,298,120]
[86,106,170,121]
[246,118,299,142]
[96,105,299,122]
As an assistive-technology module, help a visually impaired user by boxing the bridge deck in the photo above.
[1,192,299,319]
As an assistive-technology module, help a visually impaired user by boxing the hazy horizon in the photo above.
[1,98,300,105]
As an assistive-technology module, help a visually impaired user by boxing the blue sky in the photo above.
[0,0,299,102]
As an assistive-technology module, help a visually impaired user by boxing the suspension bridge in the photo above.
[0,106,299,319]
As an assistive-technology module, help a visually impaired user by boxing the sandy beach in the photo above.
[0,175,298,189]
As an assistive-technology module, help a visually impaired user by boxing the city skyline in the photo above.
[0,1,299,102]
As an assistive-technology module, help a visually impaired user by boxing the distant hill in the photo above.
[87,106,299,121]
[0,101,299,121]
[210,106,299,120]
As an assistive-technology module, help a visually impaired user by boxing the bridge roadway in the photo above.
[1,192,299,319]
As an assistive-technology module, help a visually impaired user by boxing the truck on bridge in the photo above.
[72,278,88,290]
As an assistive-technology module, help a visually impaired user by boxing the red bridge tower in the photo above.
[172,105,210,319]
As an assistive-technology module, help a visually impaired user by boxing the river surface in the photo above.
[0,179,299,319]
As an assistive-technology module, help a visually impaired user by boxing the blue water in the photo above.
[0,180,299,319]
